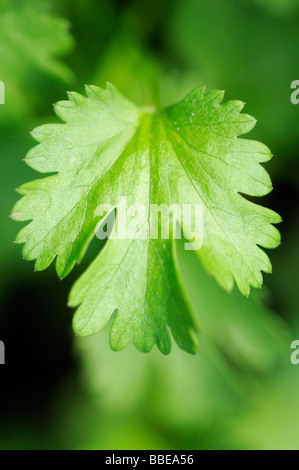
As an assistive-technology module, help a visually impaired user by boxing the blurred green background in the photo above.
[0,0,299,450]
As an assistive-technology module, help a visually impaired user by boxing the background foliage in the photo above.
[0,0,299,450]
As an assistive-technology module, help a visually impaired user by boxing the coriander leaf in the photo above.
[0,0,73,120]
[170,0,299,151]
[12,84,281,354]
[77,241,288,421]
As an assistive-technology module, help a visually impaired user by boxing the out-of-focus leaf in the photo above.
[74,238,288,427]
[0,0,74,121]
[253,0,299,16]
[92,32,158,107]
[169,0,299,159]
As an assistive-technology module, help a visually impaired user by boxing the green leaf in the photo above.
[12,83,281,354]
[169,0,299,153]
[0,0,73,120]
[76,245,288,424]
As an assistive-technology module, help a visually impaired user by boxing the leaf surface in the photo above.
[12,84,281,353]
[0,0,73,119]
